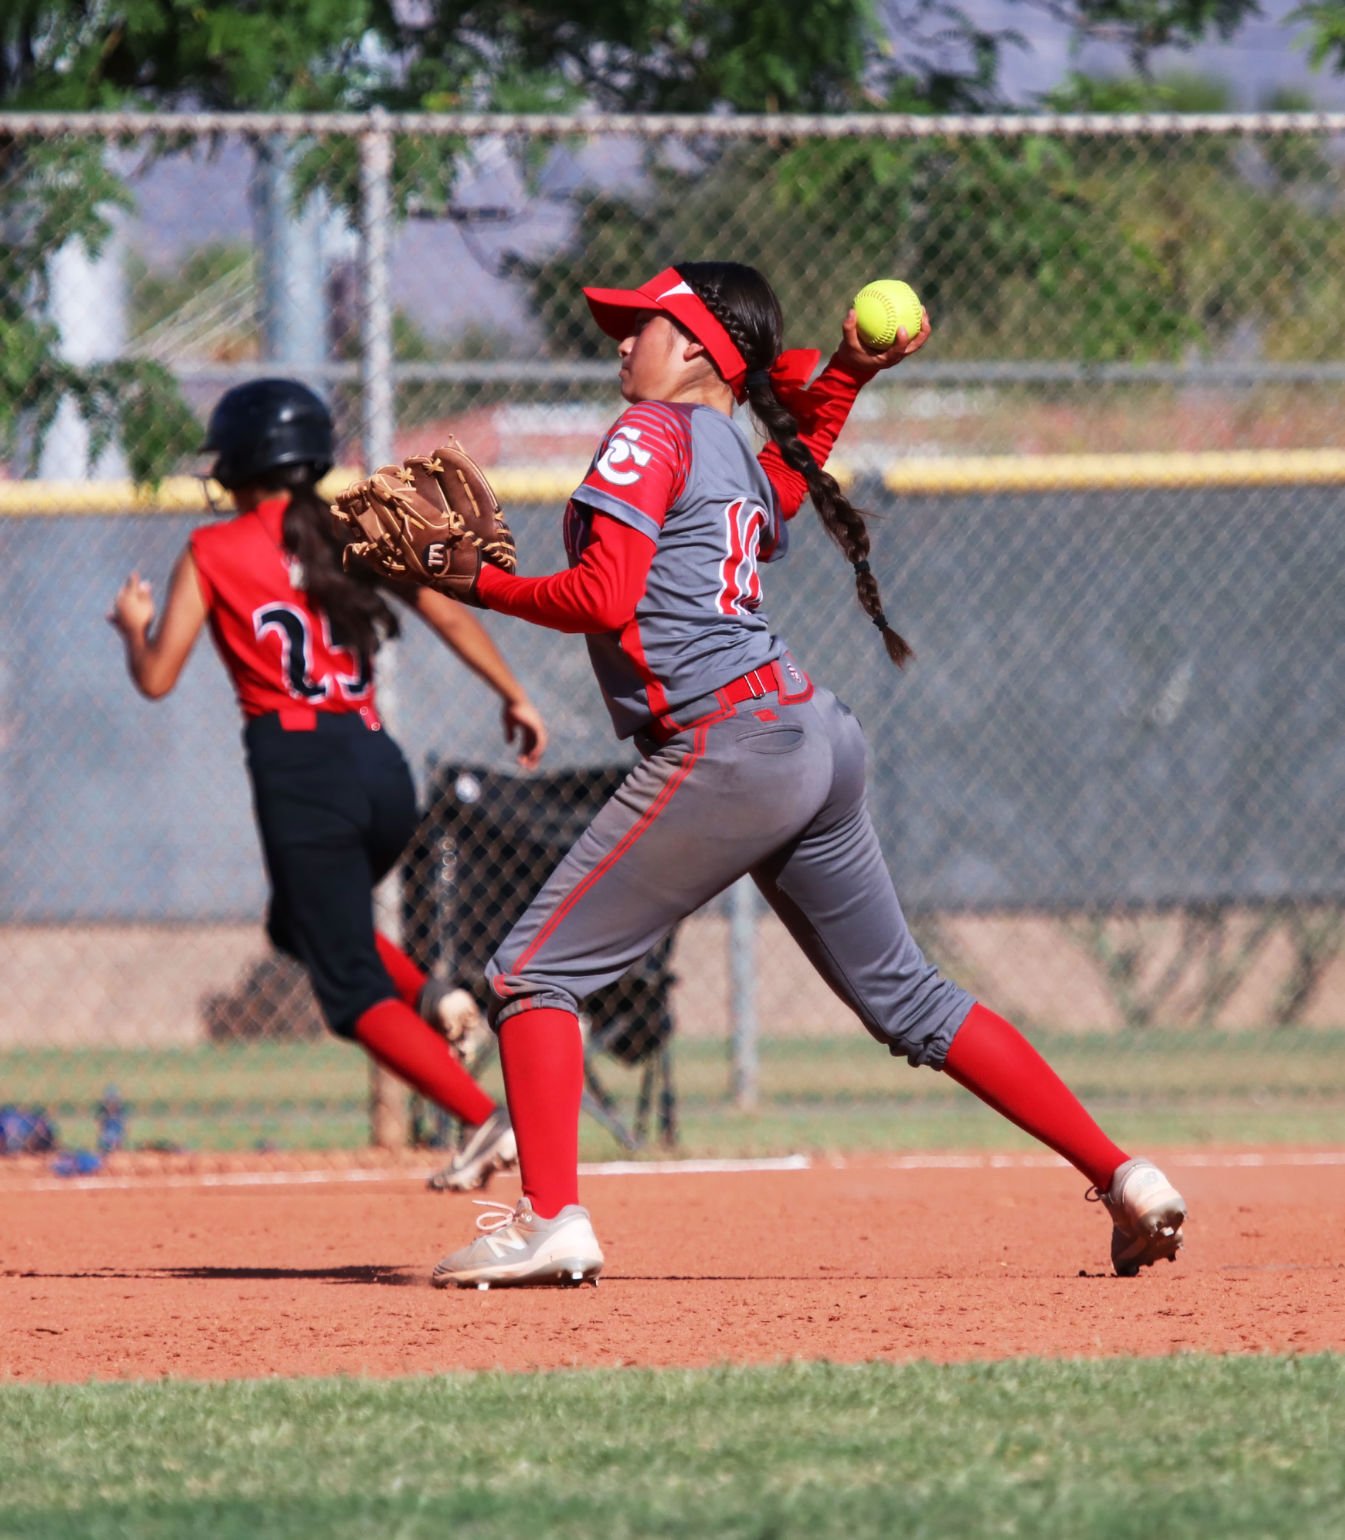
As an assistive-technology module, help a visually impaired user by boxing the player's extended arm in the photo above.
[760,306,932,519]
[407,588,548,769]
[475,511,654,635]
[108,545,208,699]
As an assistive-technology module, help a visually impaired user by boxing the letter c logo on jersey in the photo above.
[595,426,652,487]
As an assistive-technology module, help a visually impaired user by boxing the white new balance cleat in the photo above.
[431,1197,604,1289]
[1090,1157,1188,1277]
[426,1107,519,1193]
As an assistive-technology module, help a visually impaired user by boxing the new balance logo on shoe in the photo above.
[431,1197,604,1290]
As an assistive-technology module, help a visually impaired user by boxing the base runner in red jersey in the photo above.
[108,379,540,1184]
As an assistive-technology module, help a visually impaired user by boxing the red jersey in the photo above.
[190,496,378,722]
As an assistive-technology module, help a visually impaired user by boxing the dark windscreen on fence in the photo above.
[3,480,1341,920]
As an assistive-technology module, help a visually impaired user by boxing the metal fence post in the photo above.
[38,205,128,480]
[729,877,760,1110]
[253,135,326,370]
[359,110,395,478]
[358,111,408,1151]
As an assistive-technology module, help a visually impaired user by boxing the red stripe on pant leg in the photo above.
[510,720,719,980]
[374,932,427,1008]
[354,1000,495,1127]
[498,1006,584,1219]
[943,1002,1128,1191]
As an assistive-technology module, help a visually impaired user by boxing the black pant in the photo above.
[244,712,418,1037]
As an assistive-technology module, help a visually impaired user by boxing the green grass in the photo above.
[0,1041,374,1153]
[0,1356,1341,1539]
[2,1030,1343,1157]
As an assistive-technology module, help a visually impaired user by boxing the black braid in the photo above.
[252,465,401,659]
[677,261,913,667]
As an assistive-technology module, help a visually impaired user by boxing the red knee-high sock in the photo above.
[354,1000,495,1126]
[498,1006,584,1219]
[943,1003,1129,1190]
[374,932,427,1009]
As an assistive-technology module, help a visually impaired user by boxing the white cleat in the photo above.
[426,1107,518,1193]
[431,1197,604,1290]
[431,986,493,1062]
[1090,1157,1188,1277]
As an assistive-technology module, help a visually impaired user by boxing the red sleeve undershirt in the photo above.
[475,359,877,628]
[475,511,652,633]
[758,353,878,520]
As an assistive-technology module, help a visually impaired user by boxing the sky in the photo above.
[930,0,1345,108]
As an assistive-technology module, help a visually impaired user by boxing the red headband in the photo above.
[582,266,821,407]
[583,266,751,396]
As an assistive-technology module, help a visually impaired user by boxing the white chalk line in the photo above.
[5,1148,1345,1195]
[863,1150,1345,1171]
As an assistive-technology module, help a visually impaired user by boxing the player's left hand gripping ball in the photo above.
[330,437,517,603]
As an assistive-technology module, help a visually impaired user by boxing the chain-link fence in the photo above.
[2,111,1342,1161]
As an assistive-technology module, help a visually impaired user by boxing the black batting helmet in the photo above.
[202,378,334,490]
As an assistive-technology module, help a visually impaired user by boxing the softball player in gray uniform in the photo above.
[431,261,1188,1289]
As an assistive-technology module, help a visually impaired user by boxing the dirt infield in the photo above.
[3,1150,1342,1382]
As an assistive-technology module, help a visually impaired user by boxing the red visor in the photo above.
[583,266,750,396]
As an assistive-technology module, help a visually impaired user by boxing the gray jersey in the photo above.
[486,399,973,1091]
[564,401,789,737]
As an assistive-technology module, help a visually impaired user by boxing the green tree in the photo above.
[1,0,1269,479]
[1292,0,1345,76]
[0,130,202,481]
[2,1,1267,115]
[523,66,1345,368]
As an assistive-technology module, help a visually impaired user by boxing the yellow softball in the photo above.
[852,280,924,350]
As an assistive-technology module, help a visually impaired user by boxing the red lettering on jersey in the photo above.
[717,498,768,616]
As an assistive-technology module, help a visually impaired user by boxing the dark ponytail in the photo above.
[260,464,401,660]
[678,261,914,668]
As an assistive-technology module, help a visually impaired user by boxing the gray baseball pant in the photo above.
[485,683,973,1067]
